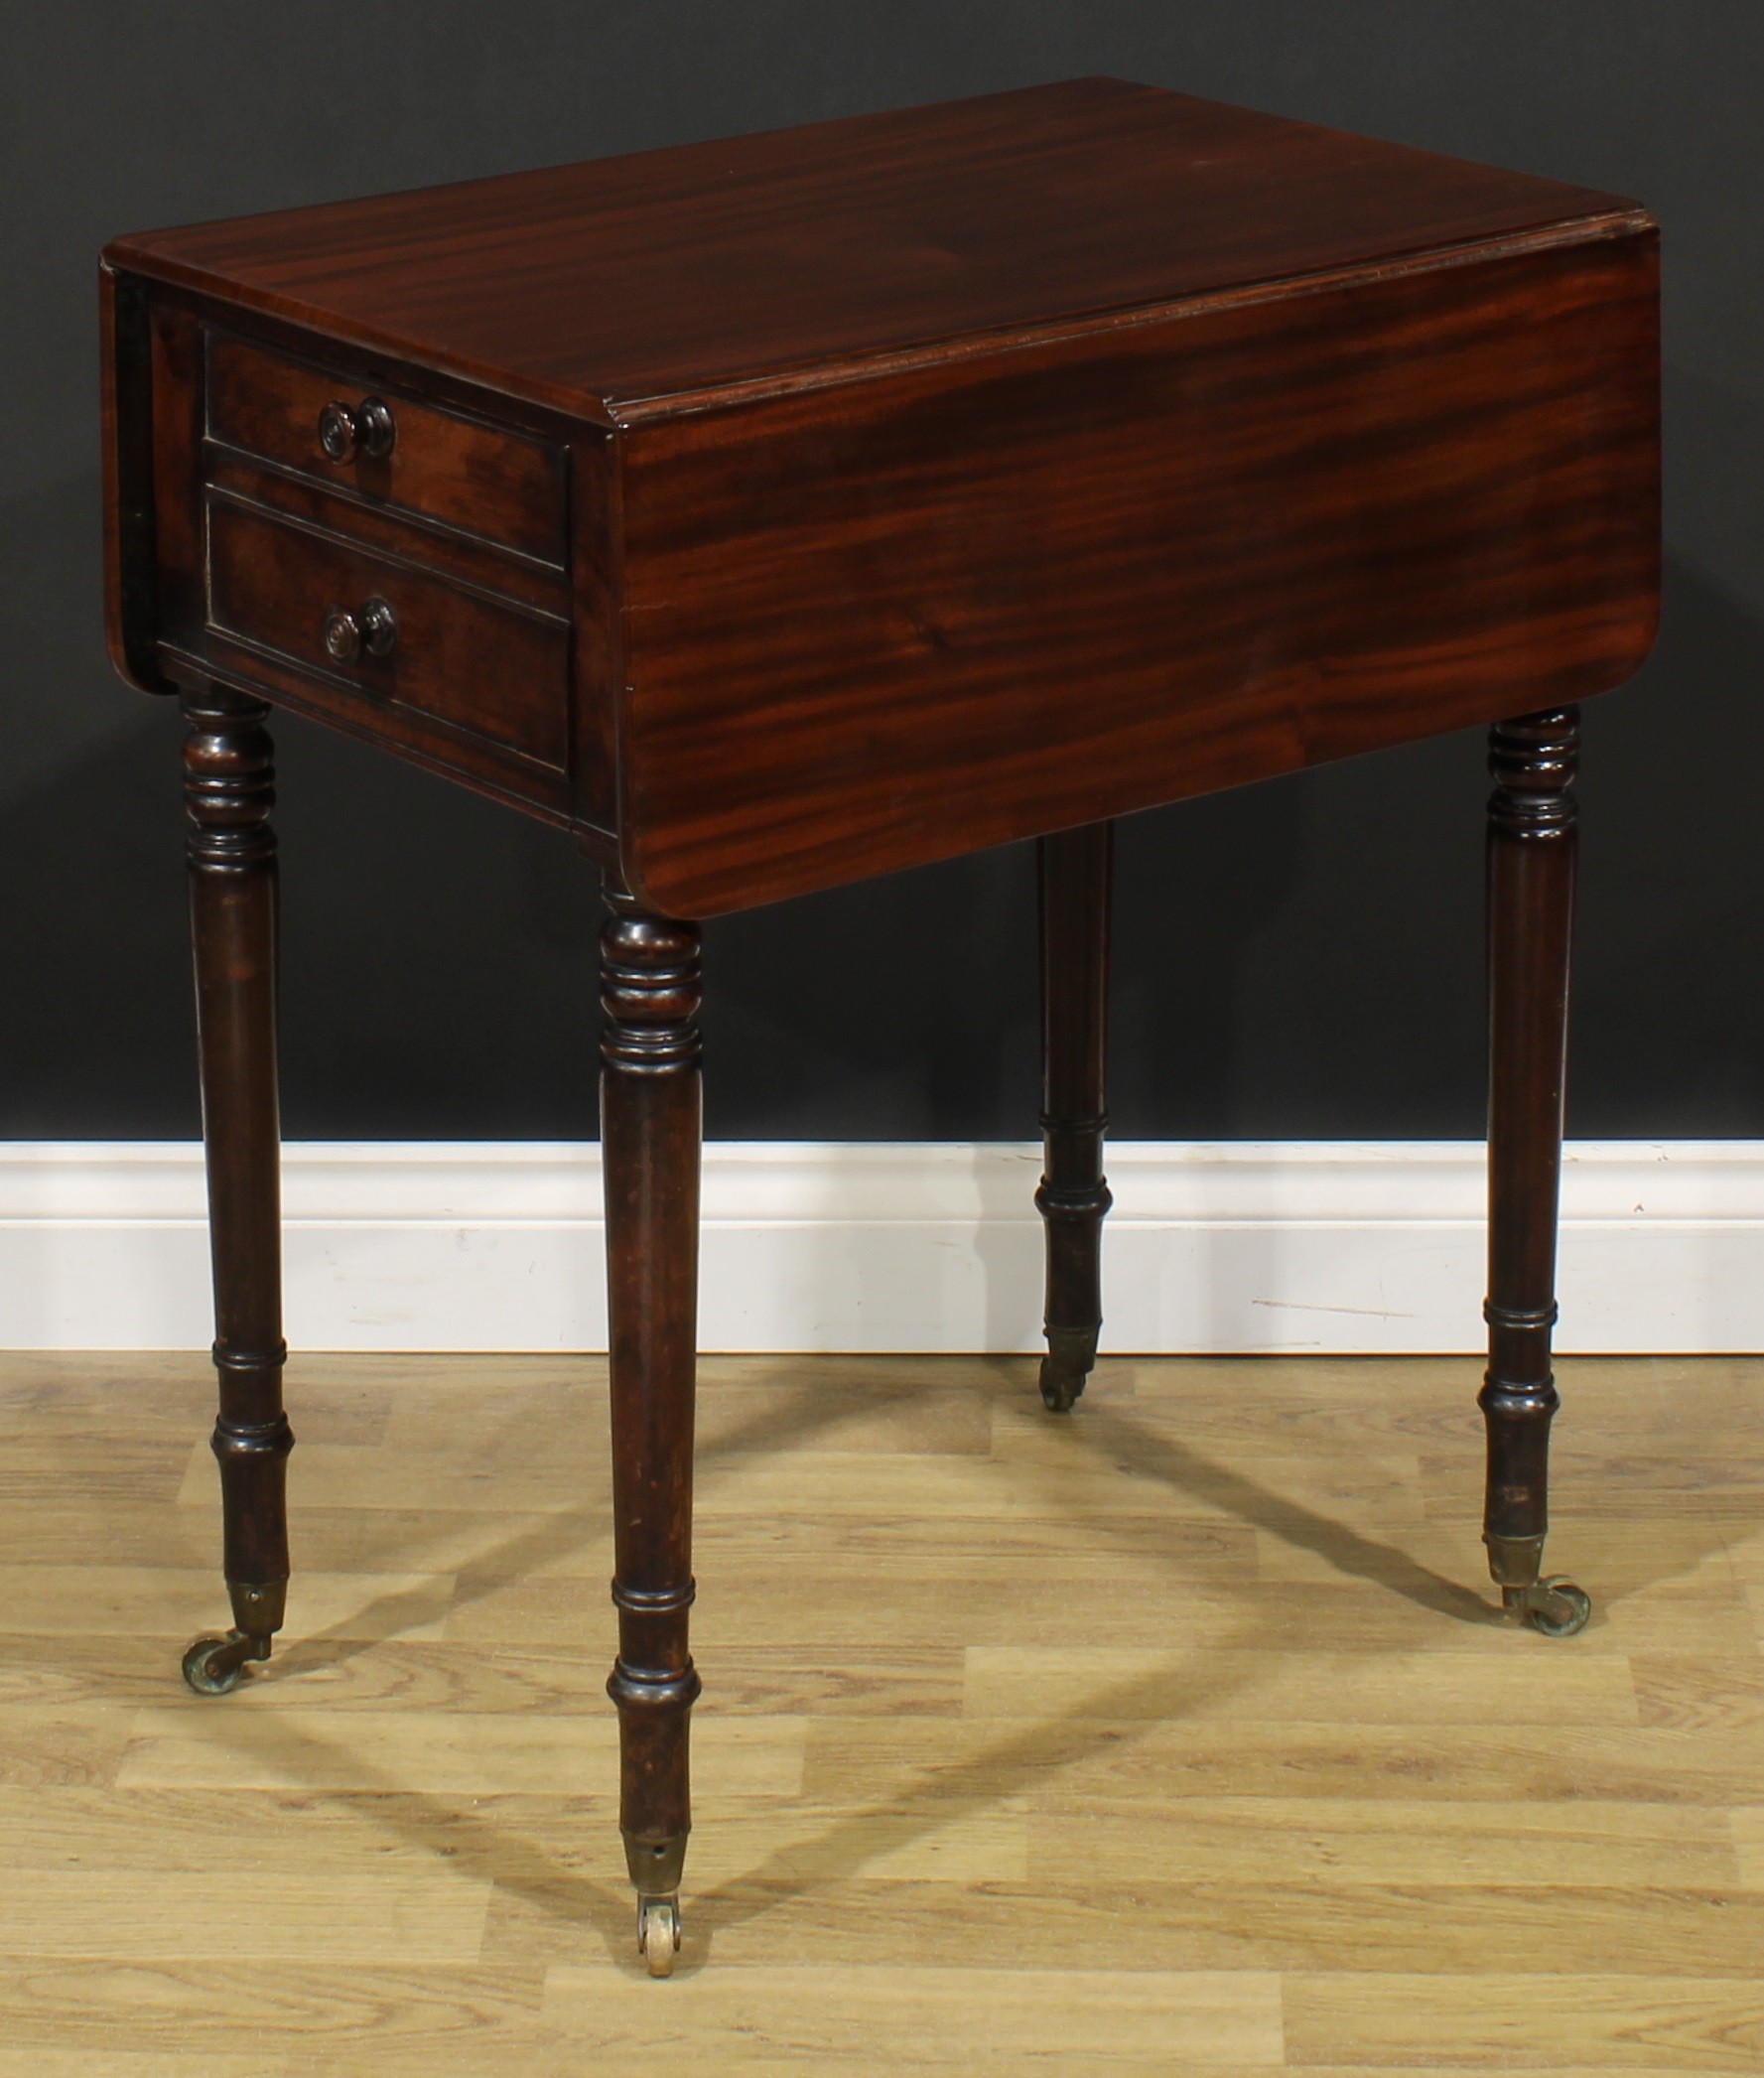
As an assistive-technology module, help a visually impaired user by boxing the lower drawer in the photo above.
[206,496,569,769]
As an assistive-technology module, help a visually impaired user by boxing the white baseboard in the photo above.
[1,1140,1759,1354]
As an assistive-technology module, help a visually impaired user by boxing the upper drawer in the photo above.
[205,333,567,565]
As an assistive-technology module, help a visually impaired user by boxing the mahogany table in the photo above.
[100,78,1660,1975]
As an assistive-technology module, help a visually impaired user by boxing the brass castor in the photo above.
[1504,1576,1593,1638]
[637,1895,681,1978]
[1039,1326,1097,1413]
[1038,1355,1086,1413]
[181,1629,268,1695]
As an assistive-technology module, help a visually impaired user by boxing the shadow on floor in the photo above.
[160,1348,1764,1968]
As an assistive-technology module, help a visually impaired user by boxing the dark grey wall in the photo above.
[5,4,1757,1141]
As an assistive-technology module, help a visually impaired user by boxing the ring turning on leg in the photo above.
[181,687,293,1692]
[1036,823,1114,1412]
[1482,709,1589,1636]
[600,879,704,1973]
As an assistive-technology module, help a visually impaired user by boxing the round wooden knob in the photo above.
[323,598,398,664]
[317,396,396,463]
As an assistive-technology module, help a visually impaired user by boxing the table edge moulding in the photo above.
[97,75,1661,1977]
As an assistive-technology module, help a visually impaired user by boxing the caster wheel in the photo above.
[637,1896,680,1978]
[1523,1576,1592,1638]
[1038,1356,1085,1414]
[182,1634,245,1696]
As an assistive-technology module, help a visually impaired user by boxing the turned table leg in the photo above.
[1036,821,1114,1412]
[600,880,703,1976]
[1482,708,1590,1637]
[179,685,294,1695]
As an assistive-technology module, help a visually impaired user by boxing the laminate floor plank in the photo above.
[0,1563,457,1640]
[0,1498,225,1568]
[960,1644,1639,1724]
[0,1350,1758,2072]
[540,1960,1287,2068]
[0,1702,134,1786]
[0,1784,599,1873]
[800,1718,1764,1805]
[1029,1799,1740,1889]
[0,1960,549,2058]
[0,1868,491,1963]
[1632,1654,1764,1732]
[116,1703,806,1799]
[646,1876,1764,1979]
[1283,1972,1764,2069]
[698,1508,1258,1572]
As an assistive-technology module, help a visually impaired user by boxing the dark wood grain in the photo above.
[103,79,1641,419]
[615,227,1657,915]
[98,265,169,695]
[206,332,567,562]
[183,684,293,1662]
[1036,822,1114,1414]
[145,296,205,665]
[205,493,570,767]
[599,884,703,1919]
[1481,709,1577,1605]
[202,447,568,616]
[568,433,622,837]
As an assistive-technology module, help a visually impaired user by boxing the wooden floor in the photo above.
[1,1349,1762,2074]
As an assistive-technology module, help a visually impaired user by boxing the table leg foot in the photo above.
[1039,1325,1099,1413]
[1486,1530,1592,1633]
[627,1830,687,1973]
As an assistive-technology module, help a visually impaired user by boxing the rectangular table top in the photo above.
[106,76,1641,425]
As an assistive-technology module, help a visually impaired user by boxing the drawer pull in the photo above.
[317,395,396,464]
[323,596,398,664]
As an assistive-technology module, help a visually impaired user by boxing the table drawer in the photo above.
[206,496,569,768]
[206,333,567,565]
